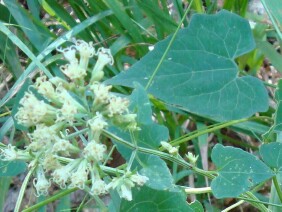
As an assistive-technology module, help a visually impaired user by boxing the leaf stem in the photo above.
[184,186,212,194]
[273,175,282,203]
[145,0,194,90]
[22,187,78,212]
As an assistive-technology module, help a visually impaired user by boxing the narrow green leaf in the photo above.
[41,0,77,29]
[211,144,274,198]
[0,33,23,79]
[0,177,11,210]
[260,0,282,41]
[4,0,55,51]
[0,117,13,142]
[27,0,41,20]
[103,0,146,53]
[120,186,196,211]
[136,0,177,35]
[0,22,52,78]
[107,10,268,121]
[0,10,113,108]
[257,41,282,73]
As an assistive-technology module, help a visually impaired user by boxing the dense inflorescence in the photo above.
[1,39,148,201]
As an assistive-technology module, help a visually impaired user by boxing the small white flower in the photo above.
[52,138,73,155]
[88,112,108,133]
[0,144,18,161]
[42,153,61,171]
[60,62,86,81]
[90,82,112,104]
[96,47,114,66]
[106,176,134,201]
[15,92,57,127]
[106,172,148,201]
[69,159,89,189]
[74,39,95,59]
[57,46,78,64]
[55,86,86,123]
[72,39,95,70]
[113,114,139,130]
[33,166,51,196]
[56,101,78,123]
[90,179,108,196]
[90,47,113,82]
[130,173,149,186]
[119,182,134,201]
[52,159,80,189]
[107,96,129,117]
[83,140,107,162]
[34,76,57,100]
[56,86,86,111]
[27,124,59,151]
[0,144,31,161]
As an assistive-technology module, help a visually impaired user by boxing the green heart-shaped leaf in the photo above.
[211,144,274,198]
[107,10,268,121]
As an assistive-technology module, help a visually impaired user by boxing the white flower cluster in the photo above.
[2,39,147,201]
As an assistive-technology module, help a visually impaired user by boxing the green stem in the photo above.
[238,196,282,208]
[184,186,212,194]
[222,200,245,212]
[242,191,269,212]
[64,128,88,139]
[145,0,194,90]
[127,149,137,171]
[103,145,116,166]
[102,130,215,179]
[273,175,282,203]
[15,165,36,212]
[170,118,250,147]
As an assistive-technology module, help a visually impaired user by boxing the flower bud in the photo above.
[90,47,113,83]
[186,152,199,165]
[160,141,178,155]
